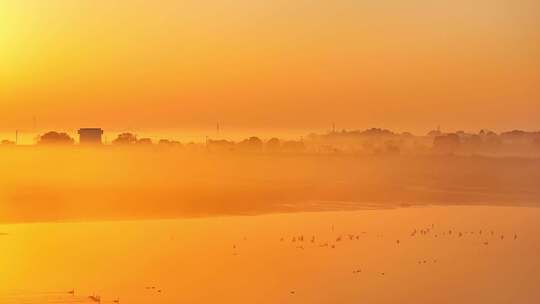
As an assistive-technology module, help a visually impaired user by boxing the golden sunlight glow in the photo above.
[2,2,540,303]
[0,0,539,133]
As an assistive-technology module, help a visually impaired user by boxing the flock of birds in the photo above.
[0,287,160,304]
[230,223,520,296]
[0,291,119,304]
[0,223,522,303]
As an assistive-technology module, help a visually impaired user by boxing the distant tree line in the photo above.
[2,128,539,157]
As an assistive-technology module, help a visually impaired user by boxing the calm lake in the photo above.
[2,206,539,304]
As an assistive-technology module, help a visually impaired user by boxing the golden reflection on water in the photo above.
[2,206,540,304]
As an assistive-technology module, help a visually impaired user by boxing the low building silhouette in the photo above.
[78,128,104,145]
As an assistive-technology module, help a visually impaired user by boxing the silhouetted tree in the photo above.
[113,133,137,145]
[462,134,482,150]
[207,139,235,152]
[38,131,74,145]
[137,138,153,145]
[238,137,263,152]
[359,128,395,137]
[158,139,183,148]
[433,133,460,154]
[501,130,535,144]
[266,138,281,152]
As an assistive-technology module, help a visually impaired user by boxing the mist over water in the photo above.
[2,146,540,223]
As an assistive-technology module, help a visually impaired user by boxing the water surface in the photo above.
[2,206,539,304]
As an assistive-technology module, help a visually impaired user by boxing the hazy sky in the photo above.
[1,0,539,134]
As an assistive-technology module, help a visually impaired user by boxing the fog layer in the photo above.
[2,147,540,223]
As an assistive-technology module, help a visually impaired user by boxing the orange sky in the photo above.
[1,0,539,135]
